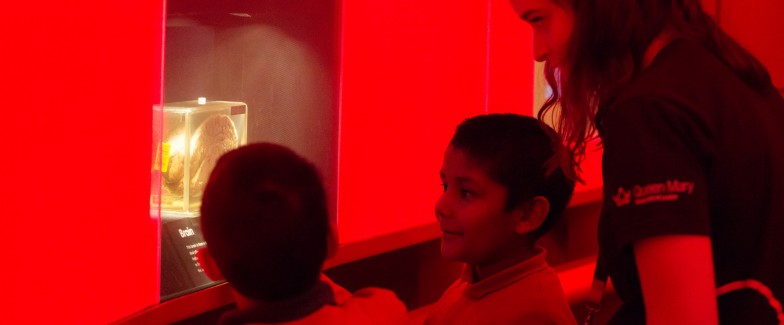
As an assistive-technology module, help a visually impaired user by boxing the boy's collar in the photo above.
[220,280,335,324]
[461,246,549,299]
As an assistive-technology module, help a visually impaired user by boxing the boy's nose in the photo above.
[434,193,449,221]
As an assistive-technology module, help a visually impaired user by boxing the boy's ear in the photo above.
[326,222,339,260]
[196,247,224,281]
[514,196,550,234]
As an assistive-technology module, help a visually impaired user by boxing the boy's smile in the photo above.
[435,146,523,268]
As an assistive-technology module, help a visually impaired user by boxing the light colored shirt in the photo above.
[425,247,576,325]
[220,274,407,325]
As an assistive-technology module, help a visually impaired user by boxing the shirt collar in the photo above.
[219,280,335,325]
[461,246,549,299]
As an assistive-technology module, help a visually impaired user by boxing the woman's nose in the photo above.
[533,33,549,62]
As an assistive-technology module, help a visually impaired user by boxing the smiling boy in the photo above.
[425,114,577,325]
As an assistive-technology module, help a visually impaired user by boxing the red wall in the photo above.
[1,1,163,323]
[720,0,784,88]
[487,0,538,114]
[337,0,534,244]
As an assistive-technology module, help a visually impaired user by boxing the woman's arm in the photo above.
[634,234,718,325]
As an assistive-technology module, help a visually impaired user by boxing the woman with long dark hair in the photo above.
[511,0,784,324]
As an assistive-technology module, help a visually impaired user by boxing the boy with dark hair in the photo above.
[197,143,406,325]
[426,114,577,324]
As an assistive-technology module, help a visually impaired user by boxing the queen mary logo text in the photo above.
[612,179,695,207]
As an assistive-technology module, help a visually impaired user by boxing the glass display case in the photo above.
[154,99,248,300]
[157,0,340,300]
[159,100,247,215]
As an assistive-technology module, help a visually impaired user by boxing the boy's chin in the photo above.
[440,243,468,263]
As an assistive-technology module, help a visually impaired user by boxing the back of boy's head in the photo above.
[200,143,329,302]
[449,114,576,239]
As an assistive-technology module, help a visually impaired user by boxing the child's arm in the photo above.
[320,273,408,324]
[634,234,718,325]
[320,273,353,303]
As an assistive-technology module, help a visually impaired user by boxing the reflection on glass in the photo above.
[158,0,339,300]
[160,100,248,215]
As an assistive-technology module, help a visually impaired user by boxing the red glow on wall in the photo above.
[337,0,534,244]
[720,0,784,87]
[487,0,537,115]
[0,2,163,323]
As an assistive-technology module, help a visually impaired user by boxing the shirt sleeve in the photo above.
[600,96,712,247]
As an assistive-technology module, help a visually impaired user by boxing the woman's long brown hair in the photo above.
[539,0,773,170]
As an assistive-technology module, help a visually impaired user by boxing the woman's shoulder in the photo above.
[603,43,736,131]
[615,39,757,111]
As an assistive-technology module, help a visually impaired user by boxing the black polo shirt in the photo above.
[598,39,784,324]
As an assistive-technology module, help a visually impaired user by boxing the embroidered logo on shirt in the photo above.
[612,179,695,207]
[612,187,632,207]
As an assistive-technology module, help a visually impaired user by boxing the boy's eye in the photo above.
[529,16,546,26]
[459,189,473,199]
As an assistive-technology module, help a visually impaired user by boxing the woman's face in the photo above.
[509,0,574,67]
